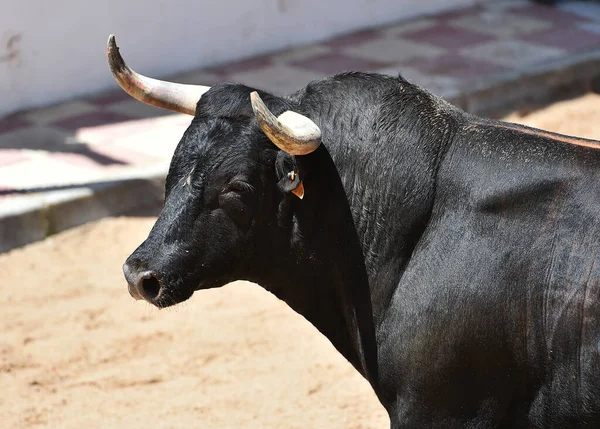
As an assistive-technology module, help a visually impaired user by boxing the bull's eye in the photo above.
[219,181,255,229]
[191,172,205,193]
[223,181,254,195]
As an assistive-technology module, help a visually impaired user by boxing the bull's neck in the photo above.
[263,259,373,378]
[310,89,456,329]
[252,148,380,389]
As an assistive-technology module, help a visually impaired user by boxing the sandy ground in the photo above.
[2,93,600,429]
[503,93,600,140]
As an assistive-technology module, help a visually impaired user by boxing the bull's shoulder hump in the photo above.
[469,117,600,150]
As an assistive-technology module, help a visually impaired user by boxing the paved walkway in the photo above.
[2,0,600,250]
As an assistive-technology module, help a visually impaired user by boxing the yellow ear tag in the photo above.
[286,170,304,199]
[291,180,305,199]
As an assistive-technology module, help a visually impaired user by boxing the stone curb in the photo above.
[0,167,167,253]
[448,48,600,117]
[2,48,600,253]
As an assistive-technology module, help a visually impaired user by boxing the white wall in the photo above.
[0,0,475,117]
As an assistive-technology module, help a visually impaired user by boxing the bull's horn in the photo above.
[250,92,321,155]
[107,35,210,116]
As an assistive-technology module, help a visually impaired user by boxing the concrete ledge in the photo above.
[0,168,166,253]
[448,48,600,117]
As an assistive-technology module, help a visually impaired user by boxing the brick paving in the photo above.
[1,0,600,205]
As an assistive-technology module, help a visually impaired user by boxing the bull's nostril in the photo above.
[142,276,161,300]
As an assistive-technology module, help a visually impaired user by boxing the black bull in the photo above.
[116,55,600,426]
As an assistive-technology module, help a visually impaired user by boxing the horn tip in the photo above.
[107,34,116,50]
[250,91,268,117]
[250,91,261,105]
[106,34,126,74]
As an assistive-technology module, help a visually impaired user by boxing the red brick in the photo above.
[290,52,389,74]
[87,91,130,106]
[325,30,381,49]
[509,4,589,27]
[50,152,122,169]
[408,53,509,79]
[522,27,600,51]
[401,24,496,51]
[52,111,134,131]
[0,116,31,134]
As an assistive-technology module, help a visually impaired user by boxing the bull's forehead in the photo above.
[166,116,270,191]
[174,118,249,164]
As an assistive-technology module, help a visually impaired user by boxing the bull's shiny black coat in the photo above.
[125,73,600,427]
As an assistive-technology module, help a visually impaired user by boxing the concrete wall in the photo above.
[0,0,475,117]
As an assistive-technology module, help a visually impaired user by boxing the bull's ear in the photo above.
[275,151,305,199]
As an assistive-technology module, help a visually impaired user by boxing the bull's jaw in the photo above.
[151,275,252,308]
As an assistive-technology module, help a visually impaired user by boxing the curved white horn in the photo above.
[107,34,210,115]
[250,91,321,155]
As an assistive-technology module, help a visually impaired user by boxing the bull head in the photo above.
[111,35,328,306]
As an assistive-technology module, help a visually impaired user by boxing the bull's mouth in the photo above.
[161,288,195,308]
[149,277,233,307]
